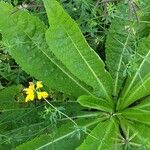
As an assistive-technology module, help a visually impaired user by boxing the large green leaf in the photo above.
[77,95,113,113]
[15,118,100,150]
[0,2,92,98]
[76,119,119,150]
[122,109,150,126]
[121,97,150,125]
[44,0,113,101]
[105,2,136,97]
[117,36,150,110]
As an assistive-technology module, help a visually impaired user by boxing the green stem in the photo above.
[44,98,78,126]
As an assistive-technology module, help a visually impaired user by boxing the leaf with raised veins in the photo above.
[0,2,93,98]
[77,95,113,113]
[44,0,113,101]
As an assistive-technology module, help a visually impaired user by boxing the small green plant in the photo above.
[0,0,150,149]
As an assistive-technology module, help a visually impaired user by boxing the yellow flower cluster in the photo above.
[24,81,48,102]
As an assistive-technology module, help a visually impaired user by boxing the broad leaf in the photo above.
[76,119,119,150]
[44,0,113,101]
[105,2,136,97]
[121,97,150,125]
[122,109,150,126]
[77,95,113,113]
[117,36,150,110]
[15,118,100,150]
[0,2,92,98]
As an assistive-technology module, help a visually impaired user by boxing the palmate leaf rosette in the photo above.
[0,1,115,149]
[0,0,150,149]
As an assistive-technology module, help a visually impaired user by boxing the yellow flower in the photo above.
[37,92,49,100]
[29,82,35,90]
[36,81,43,89]
[24,82,35,102]
[25,92,35,102]
[24,82,35,94]
[24,81,48,102]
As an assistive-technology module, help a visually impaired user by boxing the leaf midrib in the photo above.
[98,121,113,150]
[63,27,111,100]
[124,73,150,106]
[114,34,130,96]
[121,50,150,104]
[22,30,95,97]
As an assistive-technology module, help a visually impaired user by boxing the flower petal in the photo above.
[24,88,34,95]
[41,92,49,99]
[37,92,42,100]
[36,81,43,89]
[37,92,48,100]
[29,82,35,90]
[25,93,35,102]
